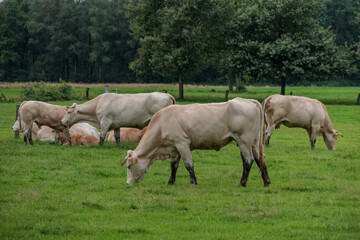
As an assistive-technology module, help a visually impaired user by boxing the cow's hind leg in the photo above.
[55,131,60,145]
[24,124,33,146]
[252,145,271,187]
[114,128,120,144]
[176,143,197,187]
[237,143,254,187]
[168,155,181,185]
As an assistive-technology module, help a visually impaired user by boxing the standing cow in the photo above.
[122,98,271,187]
[18,101,72,145]
[61,92,175,145]
[263,94,342,150]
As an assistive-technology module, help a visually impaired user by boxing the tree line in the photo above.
[0,0,359,97]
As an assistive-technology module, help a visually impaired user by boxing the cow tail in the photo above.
[169,94,176,105]
[258,102,265,173]
[262,99,268,144]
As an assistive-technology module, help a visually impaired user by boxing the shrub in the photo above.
[20,79,73,101]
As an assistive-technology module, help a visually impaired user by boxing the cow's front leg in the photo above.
[168,155,181,185]
[99,120,111,146]
[63,129,72,146]
[264,124,275,147]
[307,128,318,150]
[114,128,120,144]
[55,131,60,145]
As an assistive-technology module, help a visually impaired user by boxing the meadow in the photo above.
[0,85,359,239]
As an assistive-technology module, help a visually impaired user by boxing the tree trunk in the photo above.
[179,75,184,100]
[235,75,241,92]
[227,75,233,92]
[280,77,286,95]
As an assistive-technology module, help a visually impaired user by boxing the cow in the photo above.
[61,92,176,146]
[18,101,72,145]
[121,97,271,187]
[58,132,99,146]
[106,127,147,143]
[13,120,100,142]
[262,94,342,150]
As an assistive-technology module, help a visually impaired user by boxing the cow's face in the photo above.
[122,150,148,184]
[12,119,20,132]
[323,130,342,150]
[61,103,78,126]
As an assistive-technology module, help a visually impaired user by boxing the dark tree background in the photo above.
[0,0,359,89]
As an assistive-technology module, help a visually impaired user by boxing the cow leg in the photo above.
[237,144,254,187]
[252,145,271,187]
[28,130,33,146]
[168,155,181,185]
[253,155,271,187]
[99,121,111,146]
[308,128,318,150]
[264,124,275,147]
[63,129,72,146]
[24,124,33,146]
[55,131,60,145]
[176,143,197,186]
[114,128,120,144]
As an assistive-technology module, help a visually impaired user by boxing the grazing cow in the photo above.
[18,101,72,145]
[61,92,175,145]
[13,120,100,142]
[263,94,342,150]
[106,127,147,143]
[58,132,99,146]
[122,98,271,187]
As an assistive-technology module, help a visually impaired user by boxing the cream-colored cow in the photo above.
[122,98,270,187]
[263,94,342,150]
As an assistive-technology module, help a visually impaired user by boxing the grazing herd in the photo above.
[13,92,341,187]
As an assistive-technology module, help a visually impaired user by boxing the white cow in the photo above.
[263,94,342,150]
[61,92,175,145]
[18,101,72,145]
[13,120,100,142]
[122,97,271,187]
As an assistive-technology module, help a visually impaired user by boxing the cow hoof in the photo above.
[167,180,175,185]
[190,183,197,188]
[237,183,246,188]
[264,183,270,187]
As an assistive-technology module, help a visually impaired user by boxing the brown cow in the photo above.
[106,127,147,143]
[18,101,72,145]
[263,94,342,150]
[59,132,99,146]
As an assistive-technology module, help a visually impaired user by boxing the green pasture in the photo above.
[0,87,359,239]
[1,85,360,105]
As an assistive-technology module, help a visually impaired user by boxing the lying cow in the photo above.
[106,127,147,143]
[58,132,99,146]
[13,120,100,142]
[61,92,175,145]
[18,101,72,145]
[263,94,342,150]
[122,97,271,187]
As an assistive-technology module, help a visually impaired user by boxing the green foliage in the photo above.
[20,80,73,101]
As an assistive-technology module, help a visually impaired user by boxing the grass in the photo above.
[0,86,359,239]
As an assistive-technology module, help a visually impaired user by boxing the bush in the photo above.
[20,79,73,101]
[237,83,247,93]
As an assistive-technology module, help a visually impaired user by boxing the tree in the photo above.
[224,0,356,95]
[127,0,234,99]
[0,0,27,82]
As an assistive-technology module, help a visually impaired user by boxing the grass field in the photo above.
[0,86,359,239]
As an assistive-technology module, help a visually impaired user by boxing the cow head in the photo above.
[12,119,20,132]
[323,129,343,150]
[121,150,148,184]
[61,103,78,126]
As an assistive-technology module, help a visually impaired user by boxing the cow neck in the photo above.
[77,98,98,123]
[134,134,159,167]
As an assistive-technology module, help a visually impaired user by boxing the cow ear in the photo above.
[334,130,343,137]
[121,150,133,166]
[71,103,77,108]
